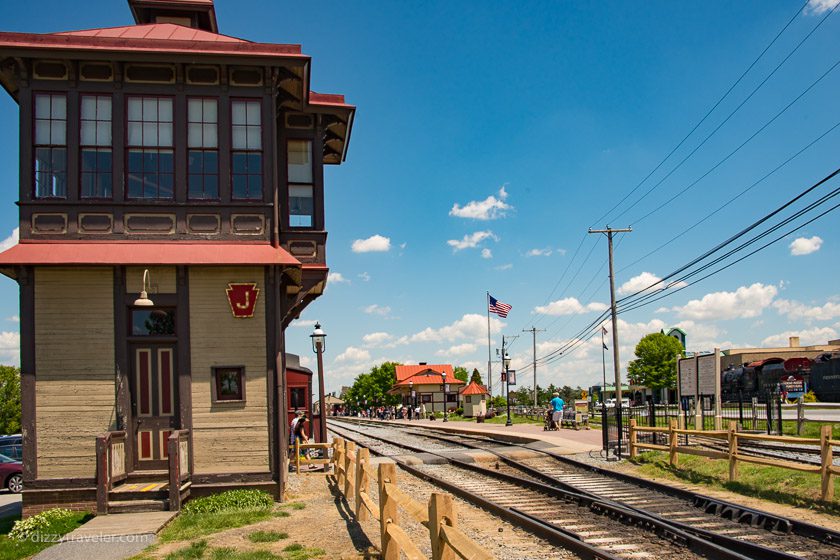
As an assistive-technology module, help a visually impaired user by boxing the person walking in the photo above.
[549,392,565,429]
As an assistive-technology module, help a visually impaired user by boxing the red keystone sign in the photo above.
[226,283,260,318]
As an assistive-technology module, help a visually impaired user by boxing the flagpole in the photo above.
[486,291,492,399]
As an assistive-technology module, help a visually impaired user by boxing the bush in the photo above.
[804,390,818,403]
[454,408,464,416]
[182,489,273,514]
[9,508,75,541]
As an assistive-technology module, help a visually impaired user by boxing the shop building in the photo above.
[0,0,354,515]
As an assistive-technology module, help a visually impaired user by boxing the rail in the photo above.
[290,440,334,473]
[331,437,495,560]
[629,419,839,501]
[95,430,127,514]
[168,429,191,511]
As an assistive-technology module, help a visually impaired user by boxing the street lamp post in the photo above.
[409,380,415,421]
[504,352,512,426]
[310,322,327,446]
[441,371,448,422]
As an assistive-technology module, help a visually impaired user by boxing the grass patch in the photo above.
[248,530,288,543]
[183,490,273,514]
[165,540,208,560]
[0,510,90,560]
[159,509,273,543]
[273,510,290,518]
[281,544,325,560]
[280,502,305,511]
[631,451,840,515]
[210,548,280,560]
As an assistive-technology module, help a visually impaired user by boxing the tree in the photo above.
[344,362,402,408]
[469,368,483,385]
[0,366,20,435]
[453,366,468,383]
[627,333,684,390]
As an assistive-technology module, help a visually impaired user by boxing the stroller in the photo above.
[543,409,561,431]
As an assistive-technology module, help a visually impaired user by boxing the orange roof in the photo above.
[395,364,454,383]
[54,23,243,43]
[460,381,489,396]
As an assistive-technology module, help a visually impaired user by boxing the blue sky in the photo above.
[0,1,839,396]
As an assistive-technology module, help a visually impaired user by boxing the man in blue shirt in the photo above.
[549,392,565,429]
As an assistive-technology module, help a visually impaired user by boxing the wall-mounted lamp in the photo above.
[134,269,154,307]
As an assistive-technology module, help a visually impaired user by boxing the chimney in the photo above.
[789,336,800,348]
[419,362,427,365]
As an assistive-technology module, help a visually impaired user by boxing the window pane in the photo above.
[188,98,202,122]
[35,120,50,144]
[98,97,111,120]
[35,95,50,118]
[232,125,246,150]
[132,309,175,336]
[159,174,173,199]
[158,99,173,121]
[80,121,96,145]
[142,98,157,120]
[127,123,142,146]
[98,150,112,171]
[81,96,96,119]
[51,97,66,119]
[142,123,156,146]
[98,172,113,198]
[128,149,143,172]
[128,174,143,198]
[96,121,111,145]
[159,150,174,173]
[203,99,217,122]
[127,98,142,121]
[248,174,262,199]
[50,121,66,144]
[144,151,158,172]
[287,140,312,183]
[247,153,261,173]
[232,175,247,199]
[246,126,261,150]
[204,151,218,172]
[231,101,246,125]
[188,175,203,198]
[188,150,203,174]
[188,123,202,147]
[51,148,66,171]
[81,149,97,171]
[203,174,218,198]
[203,124,217,148]
[158,123,173,146]
[245,101,260,125]
[232,152,246,173]
[289,184,313,227]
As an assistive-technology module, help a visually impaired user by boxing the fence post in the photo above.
[345,441,356,502]
[797,398,805,436]
[776,394,783,436]
[294,439,301,474]
[378,463,399,560]
[751,397,758,430]
[356,447,370,521]
[628,419,637,459]
[737,390,744,429]
[821,425,834,502]
[333,438,344,486]
[669,419,678,466]
[429,492,456,560]
[727,421,738,482]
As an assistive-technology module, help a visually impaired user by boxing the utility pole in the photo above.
[523,327,546,407]
[588,227,631,407]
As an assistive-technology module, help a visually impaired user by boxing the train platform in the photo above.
[383,417,602,454]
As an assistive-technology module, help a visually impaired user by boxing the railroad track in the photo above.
[328,418,840,560]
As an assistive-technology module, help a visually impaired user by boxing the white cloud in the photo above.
[363,304,392,317]
[411,313,504,344]
[436,343,477,357]
[358,272,371,282]
[298,355,313,368]
[773,299,840,322]
[495,263,513,271]
[447,230,499,251]
[6,316,19,323]
[673,283,777,320]
[290,319,318,329]
[0,228,18,253]
[789,236,823,256]
[327,272,350,284]
[481,248,493,259]
[806,0,838,15]
[618,271,687,296]
[534,297,609,316]
[762,327,838,347]
[449,186,512,220]
[352,234,391,253]
[525,247,552,257]
[0,331,19,366]
[362,332,393,347]
[335,346,371,363]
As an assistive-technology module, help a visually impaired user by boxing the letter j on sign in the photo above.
[226,283,260,318]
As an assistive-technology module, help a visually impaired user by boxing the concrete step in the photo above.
[107,499,168,514]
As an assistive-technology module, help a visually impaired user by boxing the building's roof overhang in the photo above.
[0,241,300,267]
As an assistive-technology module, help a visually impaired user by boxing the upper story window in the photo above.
[287,140,314,228]
[80,95,112,199]
[34,93,67,198]
[127,96,174,199]
[188,98,219,200]
[231,99,262,200]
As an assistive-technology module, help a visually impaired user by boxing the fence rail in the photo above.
[330,437,495,560]
[629,420,838,501]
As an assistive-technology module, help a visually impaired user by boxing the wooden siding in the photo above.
[189,266,269,473]
[125,266,177,294]
[34,267,115,478]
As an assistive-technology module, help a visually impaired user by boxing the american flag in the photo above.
[488,294,512,318]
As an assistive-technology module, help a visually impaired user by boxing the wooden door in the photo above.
[131,345,178,470]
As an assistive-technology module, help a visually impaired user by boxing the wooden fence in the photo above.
[290,440,334,473]
[629,419,840,501]
[331,437,494,560]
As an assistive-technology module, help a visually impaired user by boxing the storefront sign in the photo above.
[780,374,806,397]
[226,283,260,318]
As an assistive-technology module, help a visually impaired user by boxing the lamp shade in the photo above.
[133,269,154,306]
[503,352,511,369]
[310,322,326,353]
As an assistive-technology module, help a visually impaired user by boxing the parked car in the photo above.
[604,398,630,408]
[0,435,22,462]
[0,453,22,493]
